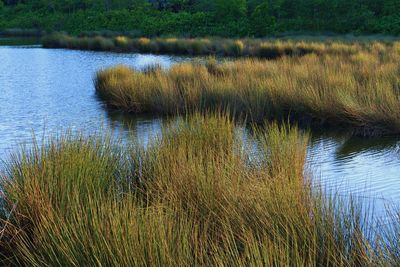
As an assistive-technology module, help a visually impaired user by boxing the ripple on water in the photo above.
[308,133,400,210]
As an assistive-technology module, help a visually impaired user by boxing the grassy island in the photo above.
[95,43,400,136]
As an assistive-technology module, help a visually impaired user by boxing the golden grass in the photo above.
[114,36,130,48]
[42,33,400,58]
[1,113,396,266]
[96,46,400,135]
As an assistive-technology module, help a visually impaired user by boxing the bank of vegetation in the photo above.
[1,0,400,37]
[95,43,400,135]
[0,113,399,266]
[42,33,400,58]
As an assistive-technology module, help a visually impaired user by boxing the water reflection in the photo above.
[335,136,399,160]
[105,110,163,147]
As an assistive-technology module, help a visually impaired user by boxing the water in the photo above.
[307,132,400,217]
[1,45,400,216]
[0,46,191,156]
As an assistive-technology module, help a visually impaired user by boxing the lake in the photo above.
[1,44,399,217]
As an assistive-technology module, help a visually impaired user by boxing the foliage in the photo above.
[250,2,277,37]
[0,0,400,36]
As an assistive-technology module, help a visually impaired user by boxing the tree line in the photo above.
[1,0,399,36]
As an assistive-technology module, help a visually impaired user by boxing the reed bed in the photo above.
[96,47,400,136]
[41,33,391,58]
[0,113,398,266]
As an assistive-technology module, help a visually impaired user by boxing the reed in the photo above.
[96,47,400,135]
[1,113,395,266]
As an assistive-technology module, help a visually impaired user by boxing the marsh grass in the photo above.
[0,113,396,266]
[96,47,400,135]
[42,33,398,59]
[114,36,130,49]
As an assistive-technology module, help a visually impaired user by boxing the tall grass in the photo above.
[0,113,396,266]
[96,47,400,135]
[42,33,397,58]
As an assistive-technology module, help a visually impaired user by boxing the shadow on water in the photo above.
[103,108,165,148]
[309,129,400,161]
[106,109,163,133]
[335,136,400,160]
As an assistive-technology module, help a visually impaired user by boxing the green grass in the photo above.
[0,113,399,266]
[95,45,400,136]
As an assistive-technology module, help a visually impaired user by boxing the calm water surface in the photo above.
[1,45,399,216]
[0,46,188,157]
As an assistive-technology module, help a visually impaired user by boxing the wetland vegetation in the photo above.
[1,35,400,266]
[2,0,400,265]
[95,42,400,136]
[42,33,400,58]
[1,114,400,266]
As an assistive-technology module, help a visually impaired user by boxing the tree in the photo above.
[167,0,190,12]
[214,0,247,20]
[250,1,276,36]
[382,0,400,16]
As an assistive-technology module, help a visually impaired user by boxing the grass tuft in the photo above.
[1,114,397,265]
